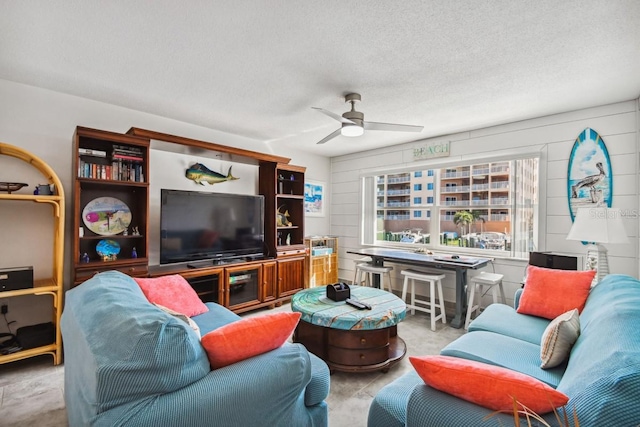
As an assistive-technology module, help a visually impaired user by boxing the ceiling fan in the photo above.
[312,93,424,145]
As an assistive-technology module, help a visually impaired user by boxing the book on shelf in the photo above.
[77,159,144,182]
[79,148,107,158]
[112,144,143,155]
[112,153,144,162]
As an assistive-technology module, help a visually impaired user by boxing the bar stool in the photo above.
[352,257,372,285]
[400,269,447,331]
[464,272,506,329]
[354,263,394,292]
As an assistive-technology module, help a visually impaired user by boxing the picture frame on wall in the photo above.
[304,180,325,217]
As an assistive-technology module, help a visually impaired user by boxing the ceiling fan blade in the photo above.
[364,121,424,132]
[312,107,356,124]
[316,128,342,145]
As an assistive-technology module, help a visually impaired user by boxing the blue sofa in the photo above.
[368,274,640,426]
[61,271,330,427]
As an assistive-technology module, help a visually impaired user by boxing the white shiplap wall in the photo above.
[331,100,639,308]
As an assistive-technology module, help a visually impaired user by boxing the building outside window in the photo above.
[368,157,538,257]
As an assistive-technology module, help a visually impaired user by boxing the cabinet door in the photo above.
[180,269,223,304]
[225,264,261,310]
[326,254,338,284]
[262,261,277,302]
[277,256,305,297]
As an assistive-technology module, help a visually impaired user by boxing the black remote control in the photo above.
[346,298,372,310]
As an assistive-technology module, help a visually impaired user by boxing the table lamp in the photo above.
[566,207,628,283]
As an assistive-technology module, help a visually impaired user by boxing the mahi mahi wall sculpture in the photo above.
[185,162,239,185]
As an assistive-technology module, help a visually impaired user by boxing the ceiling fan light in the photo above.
[341,124,364,137]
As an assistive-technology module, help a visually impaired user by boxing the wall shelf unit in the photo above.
[0,143,65,365]
[72,127,151,285]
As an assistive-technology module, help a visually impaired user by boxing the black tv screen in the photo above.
[160,189,265,265]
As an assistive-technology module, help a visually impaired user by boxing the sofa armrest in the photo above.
[305,352,330,406]
[93,343,328,427]
[514,288,524,309]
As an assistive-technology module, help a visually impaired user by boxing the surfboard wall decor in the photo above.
[567,127,613,221]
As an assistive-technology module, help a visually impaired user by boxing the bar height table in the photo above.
[347,247,490,328]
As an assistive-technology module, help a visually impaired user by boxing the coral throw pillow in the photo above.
[135,275,208,317]
[410,355,569,414]
[517,265,595,320]
[201,312,301,369]
[540,309,580,369]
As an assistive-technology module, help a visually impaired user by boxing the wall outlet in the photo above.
[1,304,7,315]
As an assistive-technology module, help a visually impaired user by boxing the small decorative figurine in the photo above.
[123,228,128,236]
[276,206,292,227]
[81,252,90,263]
[132,247,138,258]
[290,174,295,181]
[132,226,140,236]
[286,233,291,245]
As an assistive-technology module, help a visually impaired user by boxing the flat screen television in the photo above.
[160,189,265,265]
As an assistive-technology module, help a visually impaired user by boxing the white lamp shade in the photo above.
[566,207,629,244]
[341,124,364,137]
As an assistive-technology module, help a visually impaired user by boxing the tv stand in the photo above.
[149,258,280,314]
[187,262,210,269]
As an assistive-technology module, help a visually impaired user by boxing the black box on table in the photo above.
[326,283,350,301]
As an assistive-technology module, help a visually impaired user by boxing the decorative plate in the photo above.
[82,197,132,236]
[96,239,121,257]
[0,182,28,194]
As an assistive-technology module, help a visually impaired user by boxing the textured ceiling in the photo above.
[1,1,639,157]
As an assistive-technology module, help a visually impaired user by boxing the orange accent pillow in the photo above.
[201,312,301,369]
[517,265,595,320]
[135,275,208,317]
[410,355,569,414]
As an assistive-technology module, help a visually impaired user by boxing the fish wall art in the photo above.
[185,162,239,185]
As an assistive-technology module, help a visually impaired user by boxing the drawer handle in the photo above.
[360,338,367,345]
[360,354,365,360]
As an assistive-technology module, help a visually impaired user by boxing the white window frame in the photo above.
[361,151,541,259]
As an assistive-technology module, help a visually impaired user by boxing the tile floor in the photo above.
[0,306,464,427]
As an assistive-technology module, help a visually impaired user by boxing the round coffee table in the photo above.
[291,285,406,373]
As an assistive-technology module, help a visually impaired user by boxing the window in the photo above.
[414,171,422,177]
[365,157,539,258]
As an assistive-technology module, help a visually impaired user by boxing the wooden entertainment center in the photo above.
[72,126,306,313]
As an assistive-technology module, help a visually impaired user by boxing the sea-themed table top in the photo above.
[291,285,406,331]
